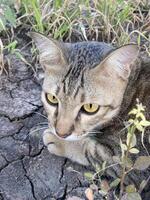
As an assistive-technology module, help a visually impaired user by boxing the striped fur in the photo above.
[31,32,150,190]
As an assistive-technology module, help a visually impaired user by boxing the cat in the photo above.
[30,32,150,193]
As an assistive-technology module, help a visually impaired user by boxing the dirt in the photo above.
[0,38,94,200]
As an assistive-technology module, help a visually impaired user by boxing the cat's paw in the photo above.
[43,129,65,156]
[43,129,56,146]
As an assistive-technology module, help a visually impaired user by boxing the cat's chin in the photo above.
[53,132,85,141]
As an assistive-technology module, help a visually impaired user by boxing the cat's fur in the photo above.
[30,32,150,189]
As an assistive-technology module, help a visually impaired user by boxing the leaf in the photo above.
[121,192,142,200]
[121,143,127,151]
[135,123,144,132]
[84,172,93,181]
[110,178,120,188]
[4,5,16,27]
[0,16,6,31]
[136,112,146,120]
[129,109,137,115]
[126,133,136,148]
[5,40,17,52]
[128,119,134,123]
[137,103,145,112]
[122,156,133,168]
[140,120,150,127]
[129,148,139,154]
[133,156,150,170]
[126,184,136,193]
[139,180,147,192]
[54,0,62,9]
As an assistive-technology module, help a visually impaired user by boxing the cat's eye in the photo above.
[46,93,58,105]
[82,103,99,114]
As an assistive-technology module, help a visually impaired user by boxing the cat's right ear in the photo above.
[29,32,66,70]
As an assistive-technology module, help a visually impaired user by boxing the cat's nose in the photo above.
[55,120,73,138]
[56,131,71,138]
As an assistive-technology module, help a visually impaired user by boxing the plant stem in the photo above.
[119,125,135,199]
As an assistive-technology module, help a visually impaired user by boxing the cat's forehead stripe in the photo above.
[55,86,60,95]
[61,42,113,96]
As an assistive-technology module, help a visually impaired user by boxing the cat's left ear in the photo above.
[97,44,139,80]
[29,32,67,70]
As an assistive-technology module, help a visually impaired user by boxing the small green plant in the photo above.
[119,100,150,199]
[0,0,17,31]
[84,100,150,200]
[4,40,32,68]
[5,40,18,54]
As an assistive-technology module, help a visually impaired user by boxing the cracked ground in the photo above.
[0,39,92,200]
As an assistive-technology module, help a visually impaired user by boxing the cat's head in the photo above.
[30,32,139,141]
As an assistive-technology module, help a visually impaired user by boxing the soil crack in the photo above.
[59,158,68,183]
[21,160,37,200]
[0,156,24,173]
[0,106,42,122]
[0,192,4,200]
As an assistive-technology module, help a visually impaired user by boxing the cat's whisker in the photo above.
[29,126,48,136]
[118,122,133,136]
[88,130,103,134]
[34,122,49,126]
[21,126,48,142]
[33,111,48,120]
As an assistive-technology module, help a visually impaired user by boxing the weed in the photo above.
[84,100,150,200]
[0,0,149,54]
[29,1,150,52]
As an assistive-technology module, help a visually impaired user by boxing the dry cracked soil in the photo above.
[0,38,96,200]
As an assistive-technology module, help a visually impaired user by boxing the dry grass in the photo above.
[0,0,149,75]
[0,0,149,71]
[0,1,149,45]
[18,0,150,48]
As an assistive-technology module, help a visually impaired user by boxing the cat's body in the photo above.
[30,32,150,192]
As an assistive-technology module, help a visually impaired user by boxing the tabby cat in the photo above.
[30,32,150,191]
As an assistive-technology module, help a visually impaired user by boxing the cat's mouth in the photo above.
[48,123,88,141]
[52,130,87,141]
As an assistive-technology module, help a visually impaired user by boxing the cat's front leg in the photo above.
[43,129,89,165]
[43,129,121,180]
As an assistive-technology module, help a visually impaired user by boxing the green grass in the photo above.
[0,0,149,49]
[0,0,149,73]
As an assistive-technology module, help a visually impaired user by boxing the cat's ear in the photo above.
[29,32,66,70]
[97,44,139,80]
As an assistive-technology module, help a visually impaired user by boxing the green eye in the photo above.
[46,93,58,105]
[82,103,99,114]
